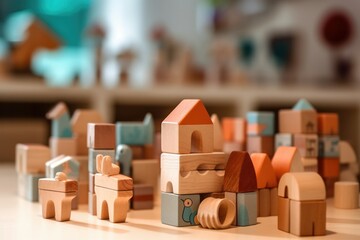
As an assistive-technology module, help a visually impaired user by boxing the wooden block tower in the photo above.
[161,99,227,227]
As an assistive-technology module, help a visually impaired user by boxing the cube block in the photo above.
[246,112,274,136]
[279,110,317,134]
[87,123,115,149]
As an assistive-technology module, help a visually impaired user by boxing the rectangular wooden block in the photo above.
[318,158,340,178]
[247,136,274,158]
[222,118,246,143]
[275,133,293,150]
[74,133,88,156]
[279,110,317,134]
[132,184,154,210]
[223,141,245,154]
[258,188,270,217]
[89,173,95,193]
[161,152,227,171]
[78,181,88,204]
[161,192,200,227]
[95,174,133,191]
[318,136,340,158]
[246,112,274,136]
[88,149,115,173]
[290,200,326,236]
[17,173,44,202]
[237,191,257,226]
[301,158,318,172]
[132,159,159,194]
[87,123,115,149]
[49,137,76,158]
[317,113,339,135]
[324,177,338,198]
[278,196,290,232]
[270,187,278,216]
[88,192,97,215]
[225,192,237,225]
[293,134,318,158]
[38,178,78,192]
[16,144,51,174]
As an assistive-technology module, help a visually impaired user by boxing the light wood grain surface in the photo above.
[0,163,359,240]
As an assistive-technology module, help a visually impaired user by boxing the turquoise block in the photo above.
[292,99,315,111]
[88,149,115,174]
[18,173,44,202]
[318,136,340,158]
[116,113,154,146]
[115,145,132,177]
[161,192,200,227]
[246,111,274,136]
[237,191,257,226]
[51,114,72,138]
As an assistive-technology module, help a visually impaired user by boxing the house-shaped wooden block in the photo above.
[46,102,72,138]
[162,99,213,154]
[45,155,80,180]
[272,146,304,182]
[278,172,326,236]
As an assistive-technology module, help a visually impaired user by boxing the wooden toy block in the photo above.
[162,100,213,154]
[290,199,326,236]
[96,155,120,176]
[293,134,318,158]
[247,136,274,158]
[318,158,340,178]
[339,141,357,164]
[132,184,154,210]
[278,196,290,232]
[73,156,88,182]
[161,152,227,171]
[250,153,277,189]
[246,111,274,136]
[324,177,338,198]
[78,181,88,204]
[272,146,304,182]
[161,192,200,227]
[88,192,97,215]
[223,141,244,153]
[74,133,88,156]
[197,197,235,229]
[116,113,154,146]
[87,123,116,149]
[237,191,257,226]
[49,137,76,158]
[17,173,44,202]
[46,102,72,138]
[334,181,359,209]
[38,173,78,221]
[317,113,339,135]
[88,149,115,174]
[143,144,155,159]
[161,168,224,194]
[318,136,340,158]
[301,157,318,172]
[116,145,132,177]
[89,173,95,193]
[46,155,80,180]
[211,114,224,151]
[132,159,159,194]
[270,187,278,216]
[278,172,326,201]
[275,133,293,150]
[94,173,133,191]
[71,109,103,134]
[279,110,317,134]
[222,117,246,143]
[16,144,50,174]
[128,145,154,160]
[258,188,270,217]
[224,151,257,193]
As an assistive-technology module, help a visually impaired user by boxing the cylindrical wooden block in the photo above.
[334,182,359,209]
[197,197,235,229]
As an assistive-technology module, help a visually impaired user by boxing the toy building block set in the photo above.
[14,98,359,237]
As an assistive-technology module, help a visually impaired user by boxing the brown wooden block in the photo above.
[318,158,340,178]
[293,134,318,158]
[258,188,270,217]
[247,136,274,158]
[334,181,359,209]
[317,113,339,135]
[87,123,115,149]
[49,137,76,158]
[290,200,326,236]
[324,177,338,198]
[95,174,133,191]
[38,179,78,193]
[132,159,159,194]
[223,151,257,193]
[88,192,97,215]
[144,144,155,159]
[279,110,317,134]
[278,196,290,232]
[132,184,154,210]
[16,144,50,174]
[74,133,88,156]
[78,181,88,204]
[131,145,155,159]
[270,187,278,216]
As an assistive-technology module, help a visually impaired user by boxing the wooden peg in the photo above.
[334,181,359,209]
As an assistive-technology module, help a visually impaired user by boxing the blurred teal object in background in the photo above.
[239,38,255,66]
[3,11,33,42]
[0,39,8,57]
[32,47,95,87]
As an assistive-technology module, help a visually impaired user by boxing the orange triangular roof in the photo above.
[163,99,212,125]
[271,146,304,182]
[250,153,277,188]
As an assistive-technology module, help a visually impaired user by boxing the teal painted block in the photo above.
[47,156,80,180]
[161,192,200,227]
[237,191,257,226]
[292,99,315,111]
[18,173,44,202]
[116,113,154,146]
[88,149,115,174]
[275,133,293,149]
[51,113,73,138]
[318,136,340,158]
[115,145,132,177]
[246,112,274,136]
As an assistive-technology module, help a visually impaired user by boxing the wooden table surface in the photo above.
[1,163,359,240]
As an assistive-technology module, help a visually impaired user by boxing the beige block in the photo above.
[334,181,359,209]
[49,137,76,158]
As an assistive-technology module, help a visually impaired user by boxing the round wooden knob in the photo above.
[55,172,67,181]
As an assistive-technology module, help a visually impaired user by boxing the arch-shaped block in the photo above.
[272,146,304,182]
[250,153,277,189]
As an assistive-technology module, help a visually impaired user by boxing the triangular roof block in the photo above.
[163,99,212,125]
[46,102,68,119]
[272,146,304,182]
[224,151,257,193]
[71,110,103,134]
[250,153,277,189]
[292,99,315,111]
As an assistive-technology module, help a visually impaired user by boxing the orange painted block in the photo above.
[247,136,274,158]
[250,153,277,188]
[318,158,339,178]
[87,123,115,149]
[222,118,246,143]
[279,110,317,134]
[272,146,304,182]
[317,113,339,135]
[278,196,290,232]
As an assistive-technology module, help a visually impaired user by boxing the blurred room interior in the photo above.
[0,0,359,168]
